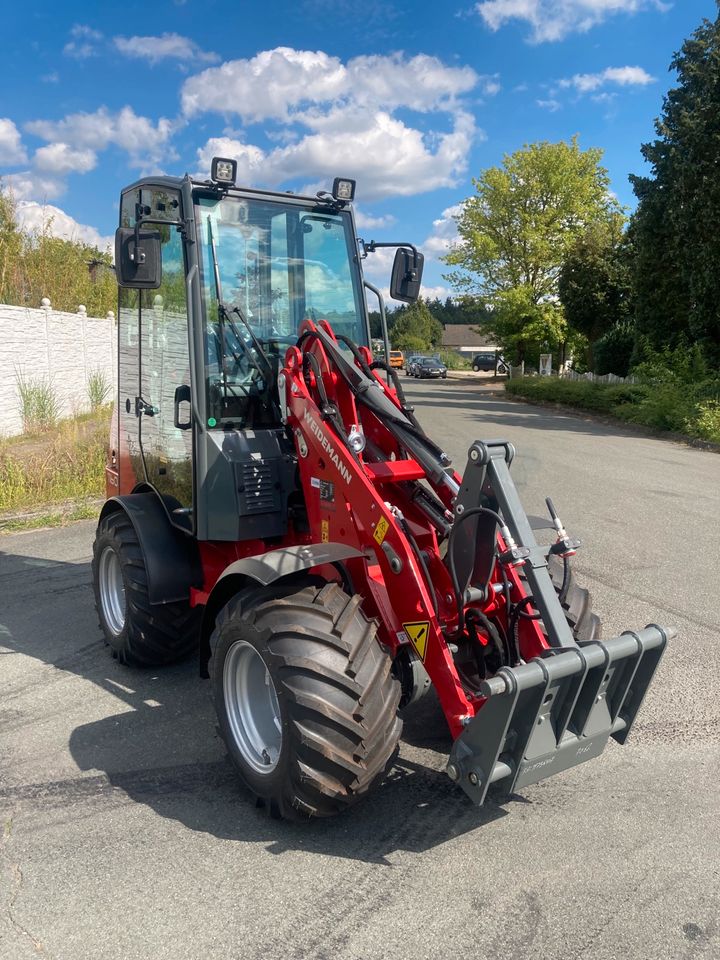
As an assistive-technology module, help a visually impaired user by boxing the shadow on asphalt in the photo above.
[407,386,648,440]
[0,546,510,864]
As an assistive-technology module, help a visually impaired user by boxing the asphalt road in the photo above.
[1,379,719,960]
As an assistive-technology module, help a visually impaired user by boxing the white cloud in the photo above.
[188,49,480,204]
[182,47,479,120]
[0,118,27,165]
[537,98,562,111]
[353,209,397,230]
[33,142,97,175]
[114,32,219,65]
[197,136,265,182]
[182,48,346,120]
[26,106,176,166]
[2,171,66,202]
[559,65,655,93]
[15,200,113,251]
[422,204,462,260]
[414,284,454,302]
[197,109,477,202]
[475,0,668,43]
[64,23,103,59]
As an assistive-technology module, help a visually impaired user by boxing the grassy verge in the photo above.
[0,501,101,533]
[505,377,720,444]
[0,411,109,518]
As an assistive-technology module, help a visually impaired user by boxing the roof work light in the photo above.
[211,157,238,186]
[332,178,356,203]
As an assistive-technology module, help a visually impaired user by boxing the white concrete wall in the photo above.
[0,301,116,437]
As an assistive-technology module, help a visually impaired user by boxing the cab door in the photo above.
[118,185,194,531]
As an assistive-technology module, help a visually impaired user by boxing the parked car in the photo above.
[405,355,422,376]
[414,357,447,379]
[472,352,498,372]
[389,350,404,369]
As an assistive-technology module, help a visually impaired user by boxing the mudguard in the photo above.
[99,493,201,604]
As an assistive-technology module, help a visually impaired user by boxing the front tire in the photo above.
[548,555,601,642]
[210,582,402,820]
[92,512,200,666]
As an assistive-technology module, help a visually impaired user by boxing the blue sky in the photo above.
[0,0,714,298]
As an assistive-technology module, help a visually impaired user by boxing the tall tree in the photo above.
[444,137,620,359]
[559,215,633,358]
[390,299,442,351]
[629,6,720,359]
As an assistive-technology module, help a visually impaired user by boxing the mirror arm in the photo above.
[364,240,419,268]
[363,280,392,384]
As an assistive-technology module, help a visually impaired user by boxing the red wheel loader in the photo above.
[93,160,672,819]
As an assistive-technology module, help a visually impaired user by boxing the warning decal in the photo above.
[321,519,330,543]
[403,621,430,661]
[373,516,389,545]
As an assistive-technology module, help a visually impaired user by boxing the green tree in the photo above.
[0,188,23,304]
[444,137,620,359]
[390,299,442,351]
[0,186,116,315]
[558,216,633,365]
[629,5,720,360]
[481,286,567,367]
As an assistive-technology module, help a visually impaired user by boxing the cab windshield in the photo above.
[196,194,366,427]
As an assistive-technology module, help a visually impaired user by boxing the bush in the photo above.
[592,322,635,377]
[437,350,471,370]
[506,373,720,443]
[686,400,720,443]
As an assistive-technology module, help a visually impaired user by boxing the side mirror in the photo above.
[115,227,162,289]
[390,248,424,303]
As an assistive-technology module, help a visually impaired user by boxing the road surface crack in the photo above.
[1,812,46,955]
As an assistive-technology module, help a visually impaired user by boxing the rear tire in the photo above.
[210,581,402,820]
[92,512,200,666]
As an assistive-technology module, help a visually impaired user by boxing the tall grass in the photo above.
[15,371,60,433]
[0,416,108,512]
[87,369,112,410]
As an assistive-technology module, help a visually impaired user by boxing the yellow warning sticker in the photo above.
[403,621,430,661]
[321,519,330,543]
[373,516,389,545]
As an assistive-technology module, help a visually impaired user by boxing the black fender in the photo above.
[198,542,364,678]
[99,493,202,605]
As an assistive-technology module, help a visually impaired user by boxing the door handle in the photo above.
[174,384,192,429]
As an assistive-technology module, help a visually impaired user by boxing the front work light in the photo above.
[211,157,238,185]
[332,178,356,203]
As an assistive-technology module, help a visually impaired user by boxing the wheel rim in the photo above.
[223,640,282,774]
[98,545,126,636]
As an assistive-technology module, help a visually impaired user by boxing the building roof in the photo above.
[441,324,494,348]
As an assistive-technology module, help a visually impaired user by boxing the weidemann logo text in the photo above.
[302,409,353,485]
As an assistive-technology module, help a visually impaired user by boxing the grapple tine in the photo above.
[448,624,673,805]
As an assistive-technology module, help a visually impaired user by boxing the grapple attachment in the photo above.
[447,624,673,805]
